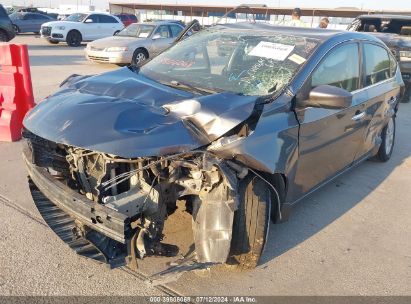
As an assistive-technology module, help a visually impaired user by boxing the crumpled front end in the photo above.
[22,67,280,279]
[22,127,247,274]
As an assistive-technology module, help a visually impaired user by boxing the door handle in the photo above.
[352,111,365,121]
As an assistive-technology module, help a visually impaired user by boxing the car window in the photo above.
[155,25,171,38]
[65,13,87,22]
[312,43,360,92]
[382,20,411,34]
[86,14,99,23]
[99,15,118,24]
[130,15,138,22]
[117,24,155,38]
[24,14,35,20]
[169,24,183,37]
[140,30,320,96]
[363,43,391,87]
[33,14,48,20]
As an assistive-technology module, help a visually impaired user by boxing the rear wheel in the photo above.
[66,30,82,47]
[229,175,271,269]
[375,116,396,162]
[131,49,148,66]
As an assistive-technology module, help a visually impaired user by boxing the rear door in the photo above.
[354,42,401,160]
[150,24,175,55]
[20,13,35,32]
[32,14,50,32]
[98,14,121,37]
[294,42,368,193]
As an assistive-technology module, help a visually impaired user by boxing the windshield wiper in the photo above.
[161,80,218,95]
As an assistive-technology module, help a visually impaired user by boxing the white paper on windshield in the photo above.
[288,53,306,65]
[139,33,149,38]
[249,42,295,61]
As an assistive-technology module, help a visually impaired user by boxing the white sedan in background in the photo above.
[40,12,124,47]
[85,21,185,66]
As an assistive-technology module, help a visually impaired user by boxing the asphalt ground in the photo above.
[0,34,410,296]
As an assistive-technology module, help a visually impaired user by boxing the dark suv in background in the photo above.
[0,4,15,41]
[348,15,411,101]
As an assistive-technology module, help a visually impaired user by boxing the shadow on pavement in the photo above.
[260,102,411,265]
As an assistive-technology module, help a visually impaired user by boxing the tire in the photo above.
[131,49,148,66]
[66,30,82,47]
[13,25,20,34]
[0,30,7,42]
[229,175,271,269]
[47,39,59,45]
[374,116,396,162]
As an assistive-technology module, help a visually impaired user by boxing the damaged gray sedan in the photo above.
[22,23,403,275]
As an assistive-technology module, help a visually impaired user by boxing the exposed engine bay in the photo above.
[23,129,254,276]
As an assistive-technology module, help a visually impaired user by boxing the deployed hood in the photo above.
[23,68,257,158]
[88,36,146,49]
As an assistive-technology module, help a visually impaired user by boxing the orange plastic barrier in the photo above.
[0,44,35,142]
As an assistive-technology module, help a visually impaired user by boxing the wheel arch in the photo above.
[245,169,289,223]
[134,47,149,58]
[67,29,82,39]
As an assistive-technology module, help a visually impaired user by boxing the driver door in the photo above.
[150,25,174,56]
[81,14,100,41]
[294,42,368,194]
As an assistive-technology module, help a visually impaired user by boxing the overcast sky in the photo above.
[2,0,411,11]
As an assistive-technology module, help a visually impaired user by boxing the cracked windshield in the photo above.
[140,29,319,96]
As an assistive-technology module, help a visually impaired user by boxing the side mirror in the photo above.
[152,33,162,39]
[84,18,93,23]
[303,85,353,109]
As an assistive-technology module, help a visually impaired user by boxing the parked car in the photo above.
[348,15,411,102]
[114,13,137,27]
[10,12,55,34]
[0,5,15,41]
[86,21,184,65]
[5,6,15,15]
[22,24,403,275]
[40,12,124,47]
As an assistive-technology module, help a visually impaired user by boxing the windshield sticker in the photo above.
[158,58,195,68]
[248,42,295,61]
[288,54,306,65]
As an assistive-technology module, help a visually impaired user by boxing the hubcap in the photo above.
[385,118,395,155]
[135,53,146,64]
